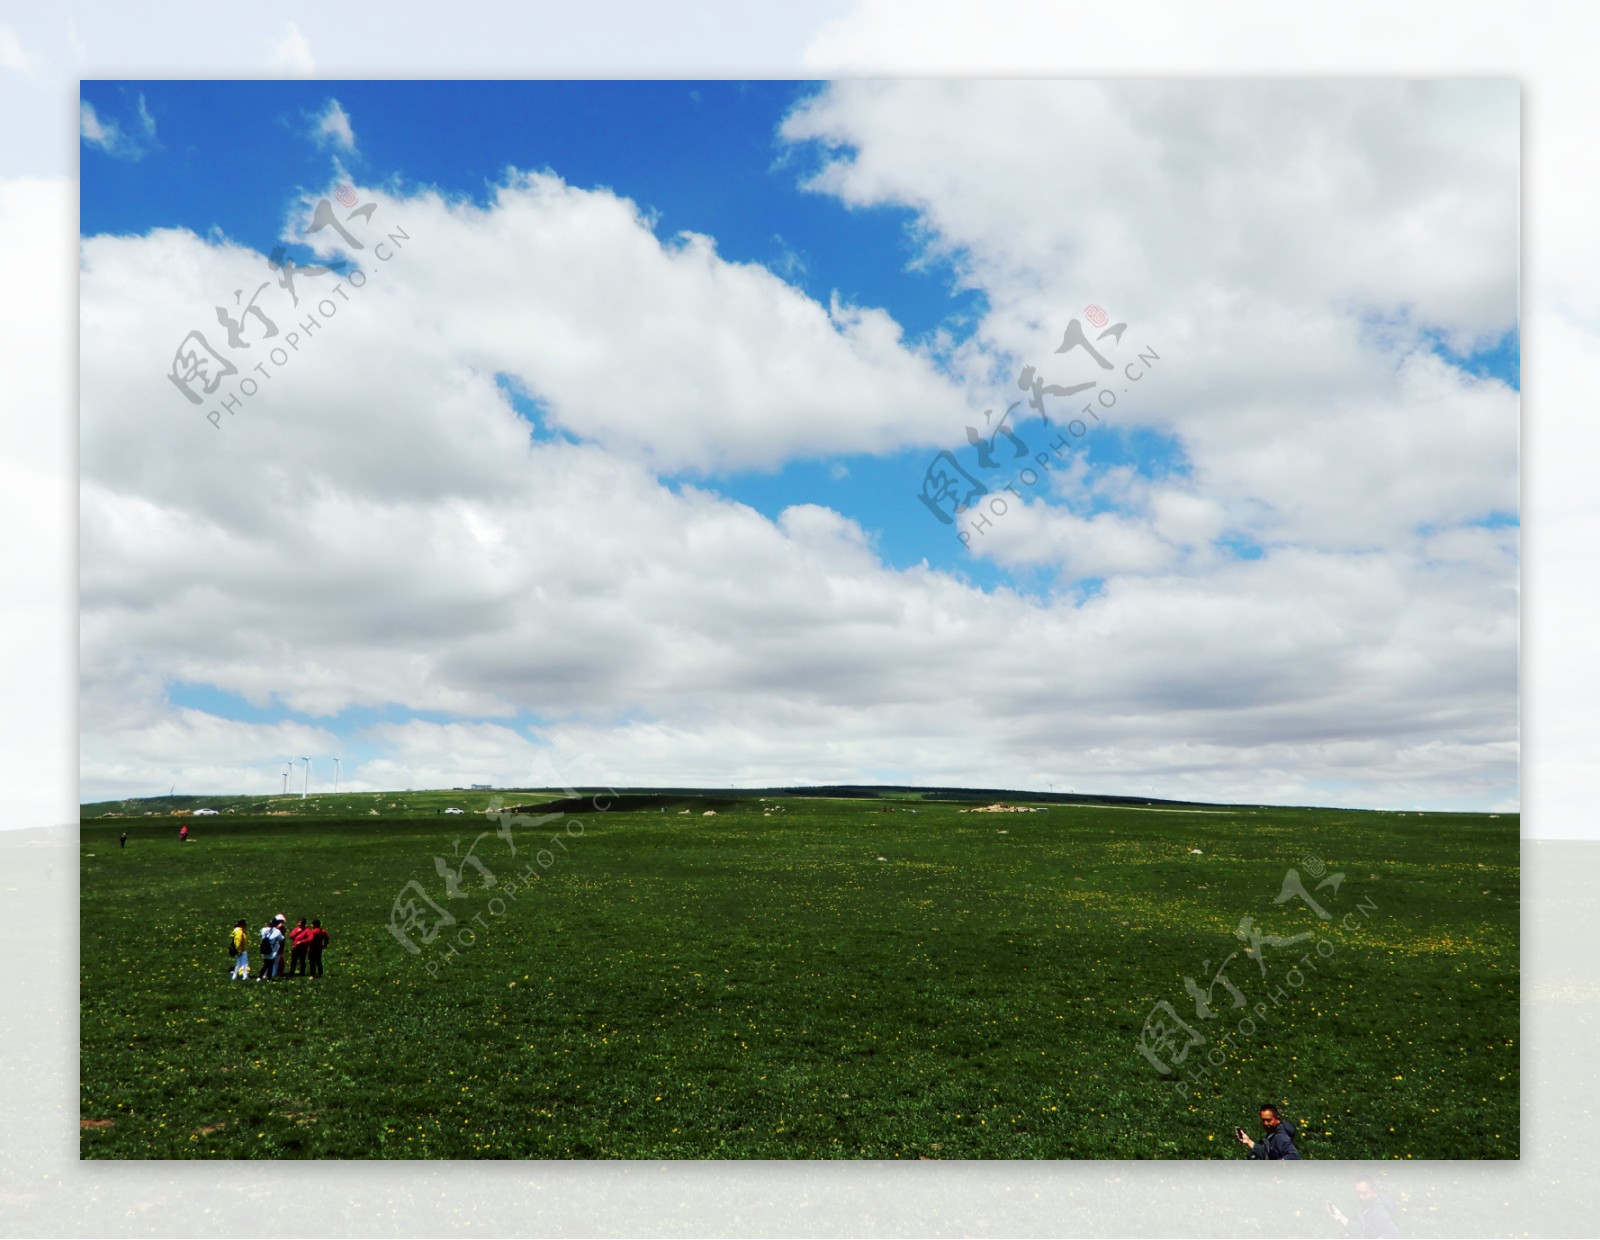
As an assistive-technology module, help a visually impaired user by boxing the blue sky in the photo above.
[80,80,985,339]
[79,80,1521,809]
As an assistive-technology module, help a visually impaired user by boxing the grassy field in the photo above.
[79,789,1518,1159]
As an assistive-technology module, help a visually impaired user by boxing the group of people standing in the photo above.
[228,914,329,981]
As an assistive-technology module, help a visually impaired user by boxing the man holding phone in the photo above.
[1235,1102,1301,1159]
[1329,1180,1400,1237]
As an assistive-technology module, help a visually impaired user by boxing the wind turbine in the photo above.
[301,756,312,799]
[282,760,293,795]
[332,752,343,795]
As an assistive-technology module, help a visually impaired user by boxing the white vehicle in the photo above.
[444,807,464,814]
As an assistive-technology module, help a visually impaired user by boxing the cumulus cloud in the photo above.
[79,99,113,146]
[270,22,314,76]
[311,98,356,153]
[80,94,157,159]
[0,24,37,76]
[79,83,1520,813]
[783,80,1519,559]
[80,100,127,156]
[79,706,341,804]
[262,172,974,474]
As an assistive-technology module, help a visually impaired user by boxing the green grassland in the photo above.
[79,789,1518,1159]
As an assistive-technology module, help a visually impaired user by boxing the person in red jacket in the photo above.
[287,918,312,976]
[307,920,330,978]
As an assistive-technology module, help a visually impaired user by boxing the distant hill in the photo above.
[80,783,1258,819]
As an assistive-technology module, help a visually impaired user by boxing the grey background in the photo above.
[0,0,1587,1232]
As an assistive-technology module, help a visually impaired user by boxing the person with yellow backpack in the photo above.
[228,919,250,980]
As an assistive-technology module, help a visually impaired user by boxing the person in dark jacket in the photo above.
[1237,1102,1301,1159]
[1330,1179,1400,1237]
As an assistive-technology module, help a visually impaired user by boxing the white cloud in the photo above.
[63,16,84,66]
[79,707,341,803]
[780,79,1519,573]
[266,172,974,474]
[270,22,314,76]
[788,79,1517,338]
[311,97,356,153]
[963,500,1182,578]
[0,24,37,76]
[79,99,122,153]
[80,95,155,160]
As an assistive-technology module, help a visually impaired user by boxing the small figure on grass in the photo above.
[1328,1179,1400,1237]
[271,915,288,978]
[307,920,329,978]
[179,824,189,844]
[1236,1102,1301,1159]
[257,917,284,981]
[119,832,127,849]
[288,918,311,976]
[228,919,250,980]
